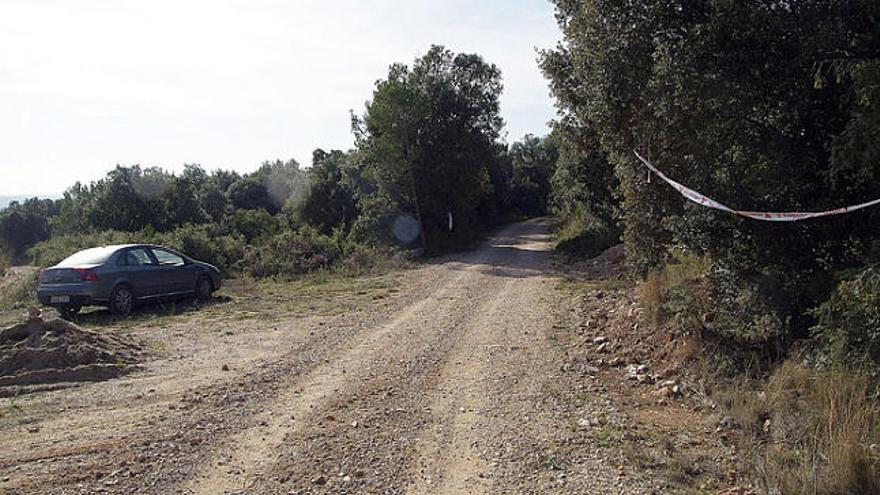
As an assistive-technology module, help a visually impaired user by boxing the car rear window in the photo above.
[57,247,118,267]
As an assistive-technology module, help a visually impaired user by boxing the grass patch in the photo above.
[638,250,709,329]
[228,272,399,318]
[553,215,620,260]
[710,362,880,495]
[0,268,40,327]
[84,271,400,329]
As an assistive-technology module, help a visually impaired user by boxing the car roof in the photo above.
[102,244,187,255]
[96,244,140,251]
[89,244,163,254]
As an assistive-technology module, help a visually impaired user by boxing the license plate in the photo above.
[51,295,70,304]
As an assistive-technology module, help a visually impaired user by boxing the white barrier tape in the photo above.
[634,150,880,222]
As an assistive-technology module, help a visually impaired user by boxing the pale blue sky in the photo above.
[0,0,560,195]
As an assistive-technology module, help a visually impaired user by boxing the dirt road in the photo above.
[0,219,663,494]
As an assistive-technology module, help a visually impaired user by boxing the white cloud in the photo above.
[0,0,560,194]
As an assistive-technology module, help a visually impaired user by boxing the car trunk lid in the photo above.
[40,266,100,284]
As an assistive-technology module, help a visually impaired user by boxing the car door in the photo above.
[150,247,197,295]
[117,247,164,298]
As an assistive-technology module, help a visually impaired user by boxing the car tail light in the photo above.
[74,268,98,281]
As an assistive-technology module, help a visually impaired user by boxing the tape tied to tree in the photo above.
[633,150,880,222]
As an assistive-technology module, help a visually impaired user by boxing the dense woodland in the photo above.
[2,2,880,490]
[541,1,880,492]
[541,0,880,368]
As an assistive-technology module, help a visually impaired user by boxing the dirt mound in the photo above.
[0,318,144,393]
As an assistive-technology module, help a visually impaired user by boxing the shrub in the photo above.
[28,230,141,267]
[226,209,281,243]
[153,224,245,275]
[553,213,620,260]
[336,242,408,277]
[638,251,710,331]
[811,267,880,369]
[239,227,340,278]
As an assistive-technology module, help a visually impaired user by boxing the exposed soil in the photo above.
[0,319,143,395]
[0,220,732,494]
[556,246,752,494]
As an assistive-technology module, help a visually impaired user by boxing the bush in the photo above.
[554,213,620,260]
[239,227,340,278]
[153,224,245,275]
[811,267,880,369]
[28,230,141,267]
[0,242,10,274]
[0,198,58,259]
[638,251,709,331]
[225,209,281,243]
[542,0,880,356]
[26,225,245,274]
[336,242,407,277]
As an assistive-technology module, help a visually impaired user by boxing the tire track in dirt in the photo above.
[406,221,555,494]
[180,240,507,494]
[224,219,557,495]
[2,219,566,495]
[0,261,458,494]
[243,272,508,494]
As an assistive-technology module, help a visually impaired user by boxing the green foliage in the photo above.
[226,209,282,243]
[28,230,140,267]
[0,244,10,273]
[299,149,362,235]
[548,121,619,230]
[639,251,710,330]
[228,175,274,212]
[505,134,559,217]
[239,227,340,278]
[152,224,245,275]
[812,267,880,368]
[228,159,309,215]
[0,198,58,258]
[355,45,504,249]
[83,165,175,232]
[542,0,880,348]
[553,214,620,260]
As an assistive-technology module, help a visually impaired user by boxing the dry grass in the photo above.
[636,255,879,494]
[638,252,709,328]
[0,267,40,327]
[640,271,666,327]
[714,361,880,495]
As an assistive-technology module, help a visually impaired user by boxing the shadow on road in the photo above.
[438,218,561,280]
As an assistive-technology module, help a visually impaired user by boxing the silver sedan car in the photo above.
[37,244,222,317]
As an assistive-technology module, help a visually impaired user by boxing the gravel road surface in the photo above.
[0,219,663,494]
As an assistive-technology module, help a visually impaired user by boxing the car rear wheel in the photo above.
[109,285,133,316]
[196,276,213,301]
